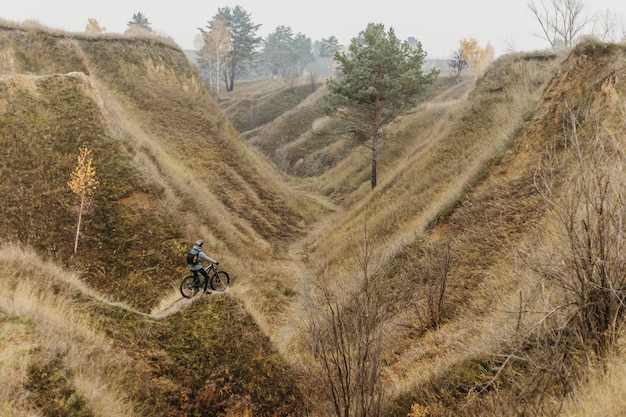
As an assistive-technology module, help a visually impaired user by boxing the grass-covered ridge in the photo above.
[0,71,183,311]
[0,24,314,313]
[4,19,626,417]
[0,23,314,415]
[0,244,304,416]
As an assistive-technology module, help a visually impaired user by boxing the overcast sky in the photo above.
[2,0,625,59]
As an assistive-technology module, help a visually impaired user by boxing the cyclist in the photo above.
[188,239,219,294]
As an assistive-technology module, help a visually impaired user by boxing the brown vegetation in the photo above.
[2,20,626,417]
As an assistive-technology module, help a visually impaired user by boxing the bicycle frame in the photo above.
[192,264,215,290]
[180,262,229,298]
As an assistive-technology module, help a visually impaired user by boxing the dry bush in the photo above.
[537,109,626,359]
[560,345,626,416]
[498,105,626,414]
[400,240,451,332]
[305,221,390,417]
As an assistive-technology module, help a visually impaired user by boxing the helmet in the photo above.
[195,239,203,246]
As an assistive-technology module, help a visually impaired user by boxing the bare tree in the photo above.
[592,8,626,42]
[198,19,231,99]
[499,104,626,414]
[448,46,467,84]
[528,0,592,48]
[307,222,388,417]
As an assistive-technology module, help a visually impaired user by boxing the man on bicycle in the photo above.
[188,240,219,294]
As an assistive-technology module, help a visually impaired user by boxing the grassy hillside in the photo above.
[0,22,314,416]
[3,18,626,417]
[0,23,317,311]
[0,244,303,416]
[283,50,567,416]
[220,78,321,133]
[226,41,626,416]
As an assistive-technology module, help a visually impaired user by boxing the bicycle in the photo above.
[180,263,230,298]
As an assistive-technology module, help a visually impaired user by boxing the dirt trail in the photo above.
[273,189,344,354]
[147,80,471,325]
[147,189,341,334]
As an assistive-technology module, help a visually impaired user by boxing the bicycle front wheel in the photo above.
[210,271,230,292]
[180,275,200,298]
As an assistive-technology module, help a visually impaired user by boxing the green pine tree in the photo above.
[324,23,438,189]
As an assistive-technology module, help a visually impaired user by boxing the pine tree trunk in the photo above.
[371,135,378,189]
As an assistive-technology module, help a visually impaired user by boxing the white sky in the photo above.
[2,0,625,59]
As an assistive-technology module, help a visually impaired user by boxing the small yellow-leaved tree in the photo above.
[68,147,99,253]
[460,38,494,80]
[85,18,105,34]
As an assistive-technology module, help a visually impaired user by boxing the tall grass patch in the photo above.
[0,244,139,417]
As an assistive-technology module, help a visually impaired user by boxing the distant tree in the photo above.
[319,36,341,74]
[324,23,438,189]
[460,38,494,80]
[319,35,340,58]
[261,26,314,80]
[261,25,297,78]
[68,147,98,254]
[198,18,231,99]
[126,12,152,33]
[592,8,626,42]
[527,0,592,48]
[448,45,468,83]
[84,18,105,34]
[406,36,419,48]
[308,71,318,93]
[292,32,315,74]
[213,6,262,92]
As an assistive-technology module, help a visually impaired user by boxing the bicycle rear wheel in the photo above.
[210,271,230,292]
[180,275,201,298]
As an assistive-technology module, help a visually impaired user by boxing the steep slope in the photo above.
[0,23,313,416]
[258,45,626,415]
[299,50,564,291]
[220,78,320,134]
[210,48,567,415]
[0,24,315,312]
[0,244,304,416]
[4,19,626,417]
[406,40,626,416]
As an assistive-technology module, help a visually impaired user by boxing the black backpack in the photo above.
[186,249,199,266]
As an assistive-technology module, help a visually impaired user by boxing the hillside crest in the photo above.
[2,22,626,416]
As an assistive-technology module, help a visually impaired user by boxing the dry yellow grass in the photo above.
[3,21,626,416]
[267,50,572,415]
[560,347,626,416]
[0,244,139,416]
